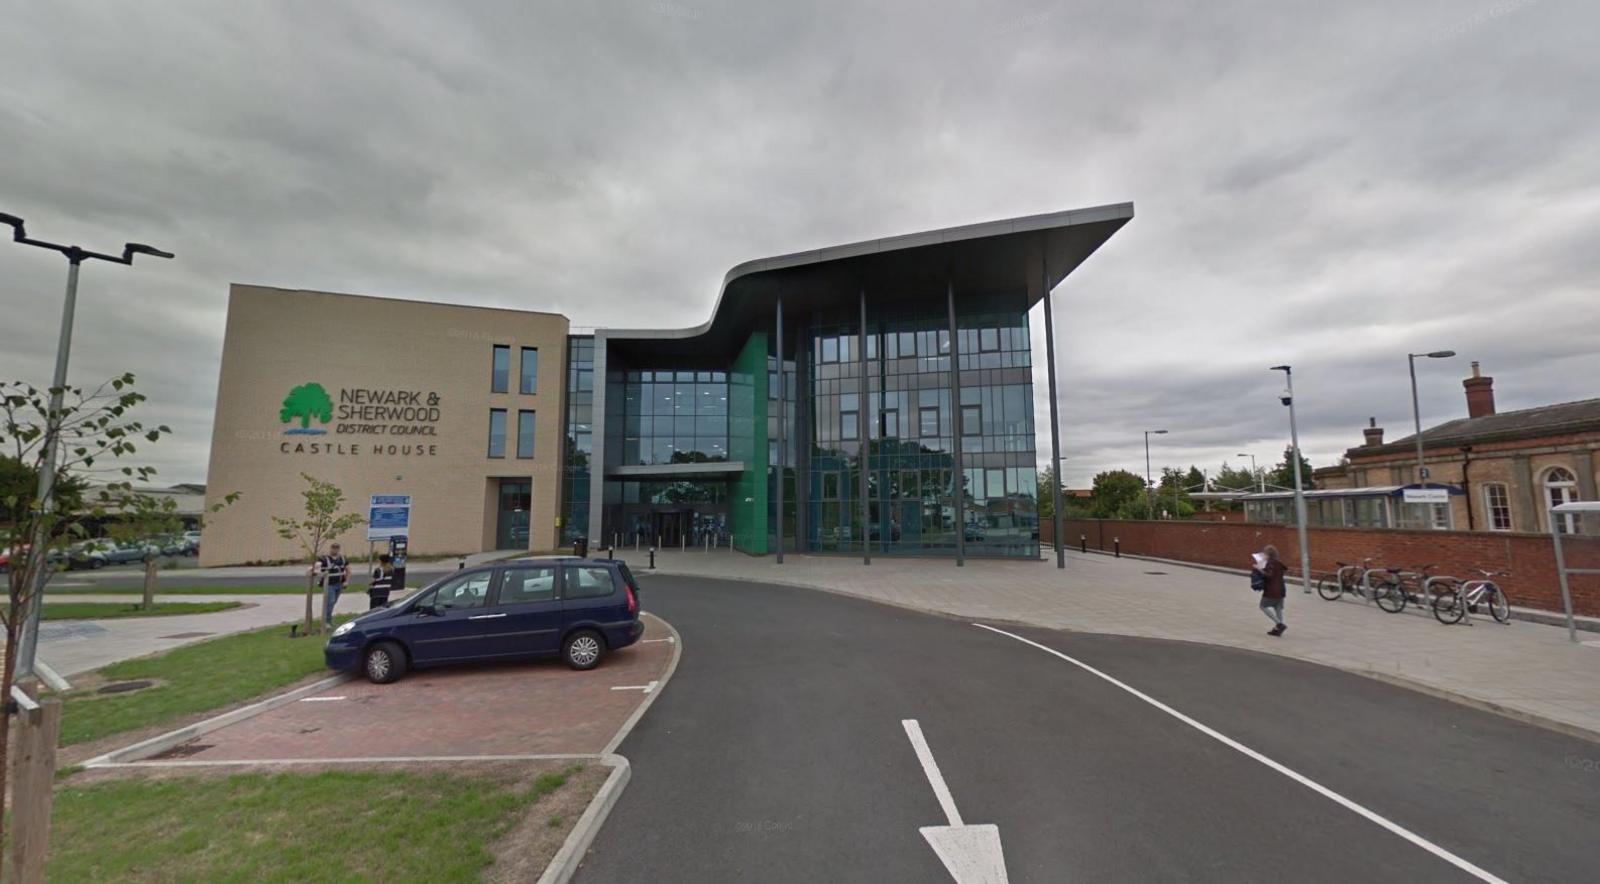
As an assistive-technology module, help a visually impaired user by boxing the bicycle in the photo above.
[1433,569,1512,625]
[1370,564,1449,614]
[1317,558,1376,602]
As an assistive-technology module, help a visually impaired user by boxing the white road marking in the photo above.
[609,680,658,693]
[640,637,676,643]
[973,623,1510,884]
[298,696,346,702]
[902,719,1010,883]
[901,719,964,825]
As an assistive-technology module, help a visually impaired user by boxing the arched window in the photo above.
[1544,467,1579,534]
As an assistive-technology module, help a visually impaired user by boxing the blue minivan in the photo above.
[324,557,644,684]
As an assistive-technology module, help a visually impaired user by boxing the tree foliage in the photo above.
[272,473,365,634]
[1269,446,1316,491]
[1090,470,1147,519]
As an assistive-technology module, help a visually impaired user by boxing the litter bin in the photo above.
[573,536,588,558]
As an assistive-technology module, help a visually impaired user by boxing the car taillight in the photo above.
[625,584,639,615]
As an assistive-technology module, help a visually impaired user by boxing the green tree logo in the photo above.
[280,382,333,434]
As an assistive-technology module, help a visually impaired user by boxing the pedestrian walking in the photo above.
[311,542,349,628]
[367,553,395,609]
[1253,544,1288,636]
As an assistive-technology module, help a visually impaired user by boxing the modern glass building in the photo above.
[574,203,1133,561]
[203,205,1130,565]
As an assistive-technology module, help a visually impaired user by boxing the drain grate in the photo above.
[159,631,216,639]
[97,680,154,695]
[1143,571,1168,576]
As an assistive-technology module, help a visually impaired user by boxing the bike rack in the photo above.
[1421,574,1459,611]
[1359,567,1385,605]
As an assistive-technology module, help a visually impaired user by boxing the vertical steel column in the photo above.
[775,293,785,564]
[1041,248,1064,569]
[859,288,871,565]
[947,279,965,567]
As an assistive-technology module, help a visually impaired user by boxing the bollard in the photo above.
[458,557,466,570]
[607,545,614,561]
[649,546,656,569]
[1080,534,1087,554]
[681,534,686,551]
[1114,537,1121,558]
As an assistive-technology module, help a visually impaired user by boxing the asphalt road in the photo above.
[577,574,1598,883]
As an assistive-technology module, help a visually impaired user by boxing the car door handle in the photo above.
[468,613,507,620]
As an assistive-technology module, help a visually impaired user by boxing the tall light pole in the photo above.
[1236,452,1261,493]
[1408,350,1456,524]
[1144,429,1167,518]
[2,213,173,682]
[1269,366,1313,594]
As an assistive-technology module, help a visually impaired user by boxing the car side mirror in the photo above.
[416,603,438,617]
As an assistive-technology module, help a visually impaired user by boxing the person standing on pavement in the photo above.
[1256,544,1288,636]
[312,542,349,628]
[367,553,395,609]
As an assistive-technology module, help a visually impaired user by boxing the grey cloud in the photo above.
[2,0,1597,489]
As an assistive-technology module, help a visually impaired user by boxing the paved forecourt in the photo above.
[579,574,1599,883]
[148,613,675,762]
[639,547,1600,738]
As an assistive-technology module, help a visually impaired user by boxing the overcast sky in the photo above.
[3,0,1596,488]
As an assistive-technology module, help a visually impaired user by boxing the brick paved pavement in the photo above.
[162,614,674,761]
[634,548,1600,739]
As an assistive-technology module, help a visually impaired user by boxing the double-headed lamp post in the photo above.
[1144,429,1168,518]
[1408,350,1456,495]
[1269,366,1313,594]
[2,213,173,683]
[1236,452,1262,493]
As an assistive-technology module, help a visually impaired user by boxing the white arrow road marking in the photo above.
[609,680,658,693]
[974,623,1510,884]
[902,719,1009,884]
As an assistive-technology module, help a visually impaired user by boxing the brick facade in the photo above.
[1043,518,1600,617]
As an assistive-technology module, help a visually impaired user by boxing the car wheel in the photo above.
[90,558,104,570]
[563,630,605,670]
[364,642,408,684]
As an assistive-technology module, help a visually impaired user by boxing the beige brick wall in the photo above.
[201,285,568,566]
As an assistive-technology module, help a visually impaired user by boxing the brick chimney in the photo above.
[1464,361,1495,418]
[1362,417,1384,447]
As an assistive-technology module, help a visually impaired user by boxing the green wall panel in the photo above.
[729,331,769,554]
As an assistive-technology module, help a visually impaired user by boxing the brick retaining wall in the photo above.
[1043,519,1600,617]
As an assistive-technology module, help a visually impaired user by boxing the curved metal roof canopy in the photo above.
[601,202,1133,361]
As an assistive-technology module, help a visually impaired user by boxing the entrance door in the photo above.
[497,480,532,549]
[652,511,691,548]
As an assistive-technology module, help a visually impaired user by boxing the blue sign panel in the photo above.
[368,494,412,540]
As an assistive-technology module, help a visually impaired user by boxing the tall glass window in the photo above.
[517,409,536,458]
[519,347,538,394]
[558,337,595,544]
[488,409,507,457]
[491,345,510,393]
[804,292,1038,558]
[617,369,728,465]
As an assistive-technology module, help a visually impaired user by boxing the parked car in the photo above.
[155,533,199,557]
[183,530,202,555]
[50,543,108,570]
[324,557,644,684]
[95,540,160,565]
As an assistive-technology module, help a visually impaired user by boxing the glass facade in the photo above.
[799,292,1039,557]
[558,336,594,544]
[616,370,730,465]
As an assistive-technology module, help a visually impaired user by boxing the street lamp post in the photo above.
[1236,452,1262,493]
[1408,350,1456,525]
[1,213,172,682]
[1144,429,1167,518]
[1269,366,1313,594]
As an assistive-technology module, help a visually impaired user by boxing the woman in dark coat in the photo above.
[1258,544,1288,636]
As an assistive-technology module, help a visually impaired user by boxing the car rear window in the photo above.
[564,566,617,600]
[617,563,640,593]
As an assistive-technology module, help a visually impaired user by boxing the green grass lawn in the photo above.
[11,601,243,621]
[50,766,582,882]
[49,584,310,595]
[61,618,345,747]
